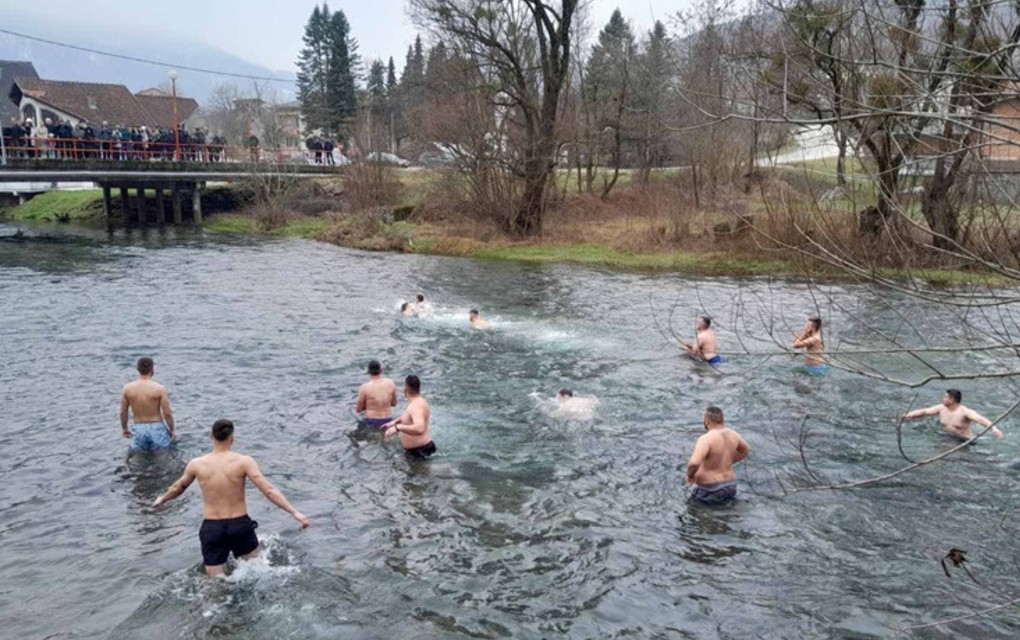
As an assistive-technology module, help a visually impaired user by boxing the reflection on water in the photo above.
[2,221,1020,638]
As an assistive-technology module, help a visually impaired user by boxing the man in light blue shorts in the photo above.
[119,357,176,453]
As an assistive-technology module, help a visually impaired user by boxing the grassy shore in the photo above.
[4,176,1013,286]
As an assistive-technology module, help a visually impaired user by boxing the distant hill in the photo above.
[0,11,296,104]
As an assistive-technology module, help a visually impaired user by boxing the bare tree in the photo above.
[410,0,579,236]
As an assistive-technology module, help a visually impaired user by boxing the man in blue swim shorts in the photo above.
[682,316,723,366]
[357,360,398,429]
[686,406,750,505]
[119,357,176,453]
[793,316,827,376]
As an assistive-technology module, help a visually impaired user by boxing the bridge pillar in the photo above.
[120,187,130,225]
[102,186,112,222]
[155,188,166,224]
[136,187,146,225]
[172,185,183,224]
[192,185,202,224]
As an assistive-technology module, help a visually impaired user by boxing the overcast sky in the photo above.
[11,0,689,74]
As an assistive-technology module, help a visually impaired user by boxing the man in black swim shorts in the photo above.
[383,375,437,459]
[153,419,310,576]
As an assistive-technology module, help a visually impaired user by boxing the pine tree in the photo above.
[325,9,359,136]
[296,5,330,133]
[386,57,397,94]
[295,4,360,137]
[367,60,387,102]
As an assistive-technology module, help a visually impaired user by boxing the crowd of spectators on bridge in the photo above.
[1,117,228,162]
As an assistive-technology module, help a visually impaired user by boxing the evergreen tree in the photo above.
[295,3,359,137]
[296,5,330,133]
[367,60,387,101]
[386,57,398,94]
[325,9,359,135]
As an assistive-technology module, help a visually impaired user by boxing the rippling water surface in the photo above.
[2,222,1019,639]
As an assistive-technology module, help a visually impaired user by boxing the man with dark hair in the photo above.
[153,419,310,576]
[400,302,416,316]
[119,357,175,452]
[686,406,750,505]
[469,308,490,330]
[902,390,1004,441]
[413,293,432,316]
[557,389,573,399]
[357,360,398,429]
[793,316,827,376]
[383,375,436,459]
[682,316,721,366]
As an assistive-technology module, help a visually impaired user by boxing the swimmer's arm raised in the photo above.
[246,457,310,528]
[153,462,196,507]
[966,408,1004,438]
[902,405,941,420]
[119,390,130,438]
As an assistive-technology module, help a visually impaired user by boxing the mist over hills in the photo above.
[0,11,296,103]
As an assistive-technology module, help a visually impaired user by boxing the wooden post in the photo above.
[102,185,112,222]
[191,185,202,224]
[136,187,146,224]
[120,187,130,225]
[172,184,183,224]
[155,188,166,224]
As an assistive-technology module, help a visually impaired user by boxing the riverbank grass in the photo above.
[8,190,105,222]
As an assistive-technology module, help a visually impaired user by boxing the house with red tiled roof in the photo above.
[8,77,199,129]
[0,60,40,122]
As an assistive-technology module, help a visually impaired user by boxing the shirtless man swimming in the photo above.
[682,316,721,366]
[383,375,437,459]
[686,406,750,504]
[153,419,310,576]
[469,309,491,330]
[120,357,175,452]
[792,316,827,375]
[357,360,398,429]
[400,302,417,316]
[413,294,433,316]
[902,389,1004,441]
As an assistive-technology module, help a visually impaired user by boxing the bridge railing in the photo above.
[0,136,336,166]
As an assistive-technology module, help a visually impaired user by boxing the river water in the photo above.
[1,221,1019,639]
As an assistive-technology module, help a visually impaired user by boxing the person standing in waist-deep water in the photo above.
[120,357,176,453]
[682,316,722,365]
[153,419,310,576]
[793,316,827,376]
[357,360,398,429]
[383,375,437,459]
[901,389,1005,441]
[686,406,750,505]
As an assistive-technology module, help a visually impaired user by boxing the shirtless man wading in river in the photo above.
[153,419,310,576]
[682,316,721,366]
[357,360,398,429]
[792,316,827,376]
[901,389,1004,441]
[686,406,750,504]
[120,357,175,452]
[383,375,437,459]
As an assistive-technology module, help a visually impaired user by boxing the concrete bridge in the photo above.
[0,159,342,224]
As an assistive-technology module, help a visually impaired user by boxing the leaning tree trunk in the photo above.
[514,154,551,236]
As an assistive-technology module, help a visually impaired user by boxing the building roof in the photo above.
[12,78,154,126]
[9,77,200,129]
[134,94,199,129]
[0,60,39,122]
